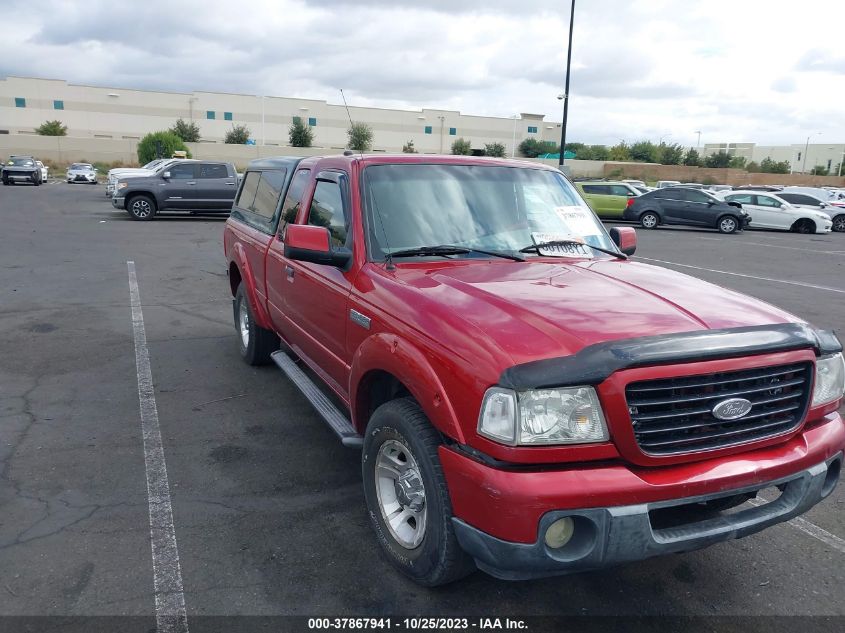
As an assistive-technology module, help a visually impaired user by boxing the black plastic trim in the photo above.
[499,323,841,391]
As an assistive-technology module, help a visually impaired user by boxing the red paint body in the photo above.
[224,155,844,545]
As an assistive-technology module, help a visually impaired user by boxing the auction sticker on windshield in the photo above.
[554,206,600,236]
[530,233,592,258]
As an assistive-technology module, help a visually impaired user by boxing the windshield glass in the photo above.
[8,157,34,166]
[142,159,163,169]
[70,163,92,170]
[363,164,616,261]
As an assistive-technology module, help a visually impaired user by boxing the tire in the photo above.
[640,211,659,229]
[127,194,157,221]
[717,215,739,234]
[234,282,278,365]
[832,214,845,233]
[791,219,815,234]
[362,398,475,587]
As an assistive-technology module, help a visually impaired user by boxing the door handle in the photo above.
[225,181,236,185]
[286,265,294,282]
[186,181,197,185]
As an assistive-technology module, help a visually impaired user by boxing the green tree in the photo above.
[401,139,417,153]
[483,142,506,157]
[658,143,684,165]
[810,165,829,176]
[728,155,747,169]
[289,118,314,147]
[347,122,373,151]
[588,145,609,161]
[224,124,251,144]
[518,138,557,158]
[682,148,701,166]
[451,137,472,155]
[760,157,790,174]
[136,131,191,164]
[704,151,731,168]
[629,140,658,162]
[35,120,67,136]
[746,161,760,173]
[169,118,200,143]
[608,142,631,161]
[563,142,586,157]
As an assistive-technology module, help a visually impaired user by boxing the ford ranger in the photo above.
[223,154,844,586]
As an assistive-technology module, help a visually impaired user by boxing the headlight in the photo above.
[812,353,845,407]
[117,182,128,190]
[478,386,609,446]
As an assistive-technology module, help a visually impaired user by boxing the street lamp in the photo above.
[510,115,519,157]
[838,149,845,178]
[437,115,446,153]
[558,0,576,167]
[802,132,822,174]
[695,130,701,150]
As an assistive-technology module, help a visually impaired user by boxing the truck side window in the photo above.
[308,179,348,247]
[236,172,260,211]
[251,170,287,219]
[278,169,311,237]
[198,163,229,179]
[168,163,196,179]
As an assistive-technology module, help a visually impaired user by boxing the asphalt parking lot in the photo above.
[1,182,844,631]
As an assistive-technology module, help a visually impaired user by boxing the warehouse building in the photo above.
[703,142,845,175]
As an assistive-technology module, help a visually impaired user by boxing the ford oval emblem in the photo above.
[712,398,752,421]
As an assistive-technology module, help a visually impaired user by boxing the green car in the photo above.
[575,181,640,219]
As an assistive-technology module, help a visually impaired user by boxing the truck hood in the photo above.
[392,258,798,367]
[109,168,155,177]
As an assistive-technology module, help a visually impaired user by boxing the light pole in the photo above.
[802,132,821,174]
[558,0,576,167]
[695,130,701,150]
[839,149,845,178]
[438,115,446,153]
[510,115,519,157]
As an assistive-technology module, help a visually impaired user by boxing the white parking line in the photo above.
[748,499,845,554]
[696,236,845,255]
[128,261,189,633]
[635,256,845,294]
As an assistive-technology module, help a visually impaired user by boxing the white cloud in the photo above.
[1,0,844,147]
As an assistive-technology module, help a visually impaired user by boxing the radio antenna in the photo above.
[340,88,395,271]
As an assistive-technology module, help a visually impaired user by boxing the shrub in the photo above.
[169,118,200,143]
[518,138,557,158]
[682,148,701,166]
[746,161,760,173]
[760,157,790,174]
[224,124,251,144]
[36,120,67,136]
[588,145,609,161]
[810,165,829,176]
[483,142,506,157]
[658,143,684,165]
[704,151,731,168]
[629,141,658,163]
[728,155,747,169]
[451,137,472,155]
[289,118,314,147]
[137,131,191,164]
[402,140,417,153]
[608,142,631,162]
[347,122,373,151]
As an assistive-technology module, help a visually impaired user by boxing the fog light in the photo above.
[544,517,575,549]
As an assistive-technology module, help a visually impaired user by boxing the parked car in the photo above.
[705,184,732,193]
[671,182,707,189]
[106,159,179,197]
[575,181,639,219]
[2,155,43,186]
[624,186,750,233]
[66,163,98,184]
[622,179,646,188]
[36,160,49,182]
[112,159,238,220]
[224,154,843,586]
[656,180,680,188]
[716,190,832,234]
[733,185,782,192]
[776,192,845,233]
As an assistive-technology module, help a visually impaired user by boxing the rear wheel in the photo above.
[718,215,739,234]
[234,282,278,365]
[640,211,659,229]
[791,219,815,234]
[362,398,475,586]
[127,194,156,221]
[833,214,845,233]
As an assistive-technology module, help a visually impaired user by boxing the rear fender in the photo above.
[229,242,273,330]
[350,333,465,443]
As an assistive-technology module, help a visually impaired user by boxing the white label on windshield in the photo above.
[530,232,592,258]
[554,206,600,236]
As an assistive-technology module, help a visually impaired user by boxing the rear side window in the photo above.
[609,185,633,196]
[279,169,311,235]
[198,163,229,179]
[781,193,817,205]
[236,172,260,210]
[581,185,609,194]
[308,178,348,247]
[251,170,287,219]
[726,194,753,205]
[755,195,781,208]
[234,169,289,230]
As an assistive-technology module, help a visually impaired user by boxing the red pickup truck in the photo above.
[223,154,845,586]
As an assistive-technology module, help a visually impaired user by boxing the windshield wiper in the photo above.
[518,240,627,260]
[389,245,525,262]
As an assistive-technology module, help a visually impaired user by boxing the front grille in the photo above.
[626,362,812,455]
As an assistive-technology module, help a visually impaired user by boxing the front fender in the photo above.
[229,242,273,330]
[350,333,466,444]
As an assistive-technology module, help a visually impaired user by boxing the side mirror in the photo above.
[162,171,171,179]
[609,226,637,256]
[820,203,828,208]
[284,224,351,269]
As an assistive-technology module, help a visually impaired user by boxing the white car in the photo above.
[656,180,681,188]
[777,191,845,233]
[717,190,832,234]
[36,160,49,181]
[66,163,98,184]
[106,159,177,197]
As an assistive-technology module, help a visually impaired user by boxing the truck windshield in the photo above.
[363,164,617,261]
[8,157,34,166]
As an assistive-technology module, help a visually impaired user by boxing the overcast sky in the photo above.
[3,0,844,147]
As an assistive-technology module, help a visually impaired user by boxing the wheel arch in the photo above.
[228,243,273,330]
[124,190,157,211]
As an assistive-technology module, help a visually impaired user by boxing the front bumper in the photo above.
[112,196,125,209]
[452,452,841,580]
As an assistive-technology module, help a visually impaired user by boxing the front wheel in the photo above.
[718,215,739,234]
[127,194,156,221]
[791,219,815,234]
[640,211,659,229]
[832,214,845,233]
[234,282,278,365]
[362,398,475,586]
